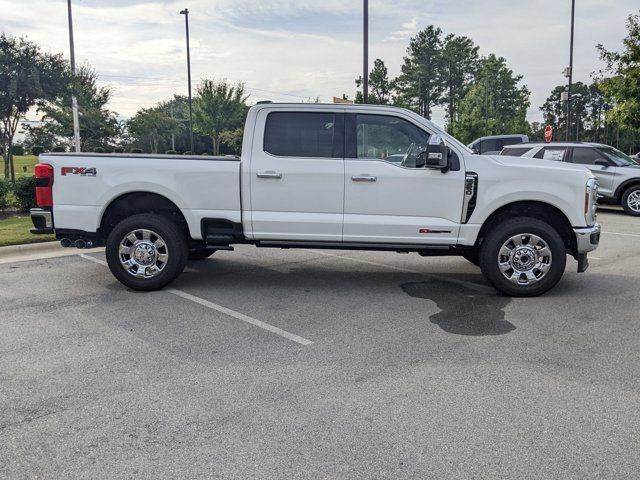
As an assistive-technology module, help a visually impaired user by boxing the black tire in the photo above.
[188,248,216,261]
[621,185,640,216]
[479,217,566,297]
[462,252,480,267]
[105,213,188,291]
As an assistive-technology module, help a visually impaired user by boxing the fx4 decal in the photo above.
[61,167,97,177]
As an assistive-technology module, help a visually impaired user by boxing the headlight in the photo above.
[585,178,598,225]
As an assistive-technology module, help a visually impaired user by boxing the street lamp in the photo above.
[566,0,576,141]
[362,0,368,104]
[180,8,194,153]
[67,0,81,152]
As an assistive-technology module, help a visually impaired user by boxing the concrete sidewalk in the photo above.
[0,241,104,264]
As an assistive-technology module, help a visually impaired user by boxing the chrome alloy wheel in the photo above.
[497,233,552,285]
[118,229,169,278]
[627,190,640,213]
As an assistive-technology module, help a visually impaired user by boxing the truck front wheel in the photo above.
[479,217,566,297]
[105,213,188,291]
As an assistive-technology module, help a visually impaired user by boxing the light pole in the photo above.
[67,0,81,152]
[363,0,368,104]
[180,8,195,153]
[566,0,575,141]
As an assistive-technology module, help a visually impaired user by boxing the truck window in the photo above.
[500,147,532,157]
[357,114,430,168]
[479,138,499,153]
[264,112,337,158]
[501,137,524,147]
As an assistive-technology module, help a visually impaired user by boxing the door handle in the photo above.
[256,171,282,179]
[351,175,377,182]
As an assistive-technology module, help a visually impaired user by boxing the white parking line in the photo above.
[603,231,640,238]
[80,253,108,266]
[166,289,313,346]
[307,250,495,294]
[78,253,313,346]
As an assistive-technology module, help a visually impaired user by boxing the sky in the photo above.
[1,0,638,128]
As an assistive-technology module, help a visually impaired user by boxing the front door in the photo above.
[249,108,345,241]
[569,147,616,197]
[343,113,465,245]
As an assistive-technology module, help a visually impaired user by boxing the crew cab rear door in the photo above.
[248,107,345,241]
[342,112,465,245]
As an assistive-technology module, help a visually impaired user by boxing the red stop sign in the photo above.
[544,125,553,142]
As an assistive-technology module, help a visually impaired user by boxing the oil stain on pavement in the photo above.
[401,280,514,336]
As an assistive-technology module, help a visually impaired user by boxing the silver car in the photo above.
[501,142,640,216]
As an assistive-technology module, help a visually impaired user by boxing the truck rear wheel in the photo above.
[479,217,566,297]
[621,185,640,216]
[105,213,188,291]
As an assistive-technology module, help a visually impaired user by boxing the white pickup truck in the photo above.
[30,103,600,296]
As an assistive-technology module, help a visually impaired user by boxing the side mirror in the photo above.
[425,135,450,172]
[594,159,610,168]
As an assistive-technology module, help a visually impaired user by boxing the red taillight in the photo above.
[34,163,54,207]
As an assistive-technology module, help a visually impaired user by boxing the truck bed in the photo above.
[41,152,242,240]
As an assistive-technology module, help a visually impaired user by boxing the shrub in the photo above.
[130,148,143,154]
[52,145,66,152]
[165,150,178,155]
[32,146,45,156]
[183,151,193,155]
[0,178,11,209]
[13,176,37,212]
[11,144,24,156]
[113,146,125,153]
[94,147,105,153]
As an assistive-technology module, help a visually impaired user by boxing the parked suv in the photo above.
[501,142,640,216]
[468,134,529,155]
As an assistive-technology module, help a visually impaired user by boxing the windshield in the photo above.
[597,146,638,167]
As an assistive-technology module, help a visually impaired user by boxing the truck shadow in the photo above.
[401,280,514,336]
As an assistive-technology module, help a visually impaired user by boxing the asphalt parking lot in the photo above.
[1,208,640,479]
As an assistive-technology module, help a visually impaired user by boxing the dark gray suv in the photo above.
[501,142,640,216]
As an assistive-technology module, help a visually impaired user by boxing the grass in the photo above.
[0,215,55,247]
[9,155,39,179]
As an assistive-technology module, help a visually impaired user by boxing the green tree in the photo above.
[219,128,244,154]
[193,78,248,155]
[355,59,394,105]
[21,123,59,152]
[396,26,445,119]
[596,11,640,131]
[453,54,530,144]
[127,108,182,154]
[441,34,479,131]
[540,82,593,141]
[38,65,119,151]
[0,34,67,180]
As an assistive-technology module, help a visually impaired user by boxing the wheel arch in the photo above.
[98,191,190,239]
[614,179,640,202]
[476,200,576,253]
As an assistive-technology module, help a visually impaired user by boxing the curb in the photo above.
[0,241,104,264]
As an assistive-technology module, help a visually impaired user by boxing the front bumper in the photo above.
[574,224,601,254]
[30,208,53,234]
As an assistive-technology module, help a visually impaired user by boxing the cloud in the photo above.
[2,0,638,128]
[385,17,418,42]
